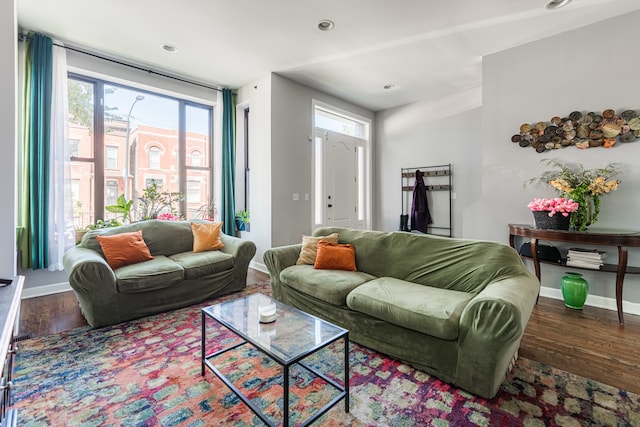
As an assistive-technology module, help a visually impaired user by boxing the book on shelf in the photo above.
[566,259,603,270]
[568,254,605,262]
[566,248,605,269]
[567,247,606,254]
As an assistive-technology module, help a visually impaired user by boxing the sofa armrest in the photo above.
[220,233,256,259]
[219,233,257,288]
[455,273,540,398]
[63,246,117,293]
[263,244,302,301]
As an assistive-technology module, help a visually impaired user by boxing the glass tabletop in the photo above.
[202,293,347,364]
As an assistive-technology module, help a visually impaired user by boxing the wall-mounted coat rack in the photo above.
[401,163,452,237]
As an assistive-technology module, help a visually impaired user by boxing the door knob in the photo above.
[328,204,333,208]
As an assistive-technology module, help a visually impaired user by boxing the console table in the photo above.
[508,224,640,325]
[0,276,23,426]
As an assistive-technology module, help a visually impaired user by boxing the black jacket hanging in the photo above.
[410,170,432,233]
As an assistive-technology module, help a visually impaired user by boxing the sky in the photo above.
[104,84,211,135]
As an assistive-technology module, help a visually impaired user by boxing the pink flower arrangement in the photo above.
[527,197,578,217]
[156,212,180,221]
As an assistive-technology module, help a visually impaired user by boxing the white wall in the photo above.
[238,73,375,269]
[375,87,482,235]
[269,74,374,246]
[466,10,640,306]
[236,76,272,271]
[0,0,18,278]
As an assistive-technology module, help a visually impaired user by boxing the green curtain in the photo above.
[221,88,236,235]
[24,33,53,269]
[19,36,34,270]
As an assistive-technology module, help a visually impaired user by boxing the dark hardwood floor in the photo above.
[18,269,640,395]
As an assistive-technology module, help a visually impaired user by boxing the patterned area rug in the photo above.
[12,283,640,426]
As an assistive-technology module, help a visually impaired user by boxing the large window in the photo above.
[68,75,214,226]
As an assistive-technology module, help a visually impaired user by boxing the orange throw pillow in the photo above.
[191,221,224,252]
[96,230,153,270]
[313,241,357,271]
[296,233,339,265]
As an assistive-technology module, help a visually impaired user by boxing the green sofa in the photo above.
[63,220,256,328]
[263,227,539,399]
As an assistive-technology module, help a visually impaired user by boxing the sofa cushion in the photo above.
[346,277,473,340]
[115,256,184,294]
[95,230,153,270]
[190,221,224,252]
[296,233,339,265]
[314,242,357,271]
[280,264,376,306]
[169,251,234,280]
[313,227,529,294]
[84,220,197,257]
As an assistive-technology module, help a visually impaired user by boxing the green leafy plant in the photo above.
[136,181,184,220]
[86,218,122,230]
[105,195,135,224]
[235,209,250,231]
[193,200,217,221]
[235,209,250,224]
[103,182,185,224]
[527,159,621,231]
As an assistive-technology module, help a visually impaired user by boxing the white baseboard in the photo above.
[21,282,72,299]
[250,261,269,275]
[540,286,640,316]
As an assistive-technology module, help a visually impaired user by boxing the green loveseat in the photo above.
[264,227,539,399]
[63,220,256,328]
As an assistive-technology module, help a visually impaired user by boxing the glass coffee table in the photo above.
[201,293,349,427]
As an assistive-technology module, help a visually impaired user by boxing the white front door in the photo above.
[323,130,357,228]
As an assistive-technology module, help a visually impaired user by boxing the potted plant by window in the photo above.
[86,219,122,231]
[235,210,250,231]
[75,227,88,244]
[77,218,122,244]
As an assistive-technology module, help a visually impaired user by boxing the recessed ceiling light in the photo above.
[545,0,572,10]
[383,84,397,90]
[318,20,335,31]
[161,44,178,53]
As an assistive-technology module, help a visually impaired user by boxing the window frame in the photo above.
[68,72,214,221]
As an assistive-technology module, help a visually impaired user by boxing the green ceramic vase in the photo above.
[561,272,589,309]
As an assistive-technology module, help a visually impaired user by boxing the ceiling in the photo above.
[17,0,640,112]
